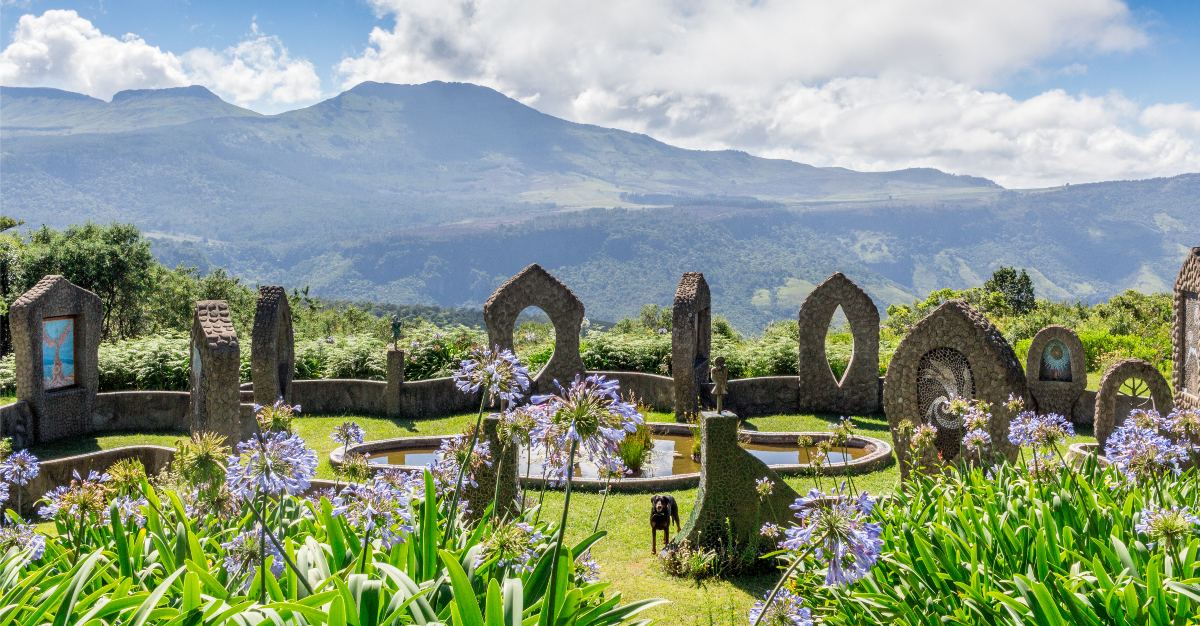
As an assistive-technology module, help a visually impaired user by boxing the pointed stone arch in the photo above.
[1026,325,1087,419]
[672,272,712,420]
[252,285,294,406]
[883,300,1028,476]
[484,264,585,393]
[1094,358,1174,449]
[797,273,880,414]
[1174,246,1200,411]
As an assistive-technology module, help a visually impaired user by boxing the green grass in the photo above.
[0,395,14,406]
[28,410,1098,625]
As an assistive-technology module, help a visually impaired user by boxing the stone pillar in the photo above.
[462,414,519,522]
[672,272,711,421]
[9,275,102,444]
[674,411,799,552]
[386,348,405,417]
[1174,247,1200,411]
[251,285,294,406]
[189,300,244,441]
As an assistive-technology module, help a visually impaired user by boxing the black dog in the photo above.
[650,494,680,554]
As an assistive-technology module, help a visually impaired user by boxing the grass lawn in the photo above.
[28,408,1099,625]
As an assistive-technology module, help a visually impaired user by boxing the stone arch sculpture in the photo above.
[672,272,712,420]
[1174,246,1200,411]
[251,285,294,405]
[797,273,880,415]
[883,300,1028,476]
[9,275,101,443]
[1093,358,1174,449]
[1026,325,1087,419]
[190,300,244,441]
[484,264,585,393]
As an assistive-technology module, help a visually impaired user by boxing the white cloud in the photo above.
[0,10,321,111]
[335,0,1200,187]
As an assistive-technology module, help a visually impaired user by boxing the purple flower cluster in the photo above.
[1008,411,1075,449]
[225,432,318,500]
[749,588,813,626]
[0,450,40,486]
[332,421,366,448]
[576,549,601,583]
[529,374,644,485]
[1135,504,1200,543]
[332,479,414,549]
[781,488,883,586]
[1105,418,1189,481]
[453,345,532,405]
[112,495,148,527]
[429,435,492,493]
[476,521,547,574]
[221,526,285,590]
[0,524,45,560]
[38,470,110,519]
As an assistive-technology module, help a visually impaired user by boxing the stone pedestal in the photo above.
[674,411,798,552]
[462,414,519,522]
[386,348,405,417]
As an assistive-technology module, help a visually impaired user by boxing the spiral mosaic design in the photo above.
[917,348,975,455]
[1038,338,1073,382]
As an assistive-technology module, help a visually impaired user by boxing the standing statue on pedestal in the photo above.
[390,315,402,349]
[710,356,728,414]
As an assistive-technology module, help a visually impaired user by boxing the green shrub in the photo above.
[617,423,654,473]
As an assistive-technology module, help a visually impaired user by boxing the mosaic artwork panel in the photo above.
[42,317,76,390]
[917,347,975,456]
[1038,338,1073,382]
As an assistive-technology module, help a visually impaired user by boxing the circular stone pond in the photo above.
[331,422,892,492]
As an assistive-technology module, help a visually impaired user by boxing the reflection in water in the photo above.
[367,433,868,479]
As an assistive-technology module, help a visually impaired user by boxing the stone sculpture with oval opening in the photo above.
[484,264,585,394]
[797,272,880,415]
[1175,246,1200,410]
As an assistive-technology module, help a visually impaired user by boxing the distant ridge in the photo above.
[0,81,1193,329]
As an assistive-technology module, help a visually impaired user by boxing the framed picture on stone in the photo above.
[42,316,77,390]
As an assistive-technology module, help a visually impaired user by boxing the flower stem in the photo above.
[544,438,578,626]
[751,543,816,626]
[492,441,508,523]
[593,475,612,533]
[443,391,488,548]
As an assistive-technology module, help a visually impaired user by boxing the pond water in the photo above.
[365,433,868,479]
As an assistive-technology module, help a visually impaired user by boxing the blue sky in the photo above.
[1,0,1198,187]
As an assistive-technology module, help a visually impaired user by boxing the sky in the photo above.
[1,0,1198,188]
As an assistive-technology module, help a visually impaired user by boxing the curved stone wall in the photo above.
[1093,358,1174,449]
[797,273,881,415]
[291,379,387,415]
[1025,325,1087,419]
[592,370,674,412]
[12,445,175,517]
[725,376,800,417]
[883,300,1028,476]
[93,391,190,432]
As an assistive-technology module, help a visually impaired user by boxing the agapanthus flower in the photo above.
[962,429,991,452]
[111,494,148,527]
[225,431,318,500]
[781,487,883,586]
[1127,409,1168,430]
[0,524,45,560]
[0,481,8,507]
[576,550,601,583]
[530,374,644,486]
[1008,411,1075,449]
[1135,504,1199,544]
[1105,420,1188,481]
[0,450,40,486]
[761,523,783,539]
[749,588,813,626]
[38,470,110,520]
[453,345,531,405]
[910,423,937,450]
[1165,409,1200,451]
[254,398,301,433]
[429,435,492,493]
[221,526,284,590]
[476,521,546,573]
[756,477,775,499]
[332,421,366,448]
[332,479,414,549]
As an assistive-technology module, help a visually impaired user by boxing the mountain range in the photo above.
[1,81,1196,329]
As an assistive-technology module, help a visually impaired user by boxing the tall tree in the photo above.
[984,266,1036,314]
